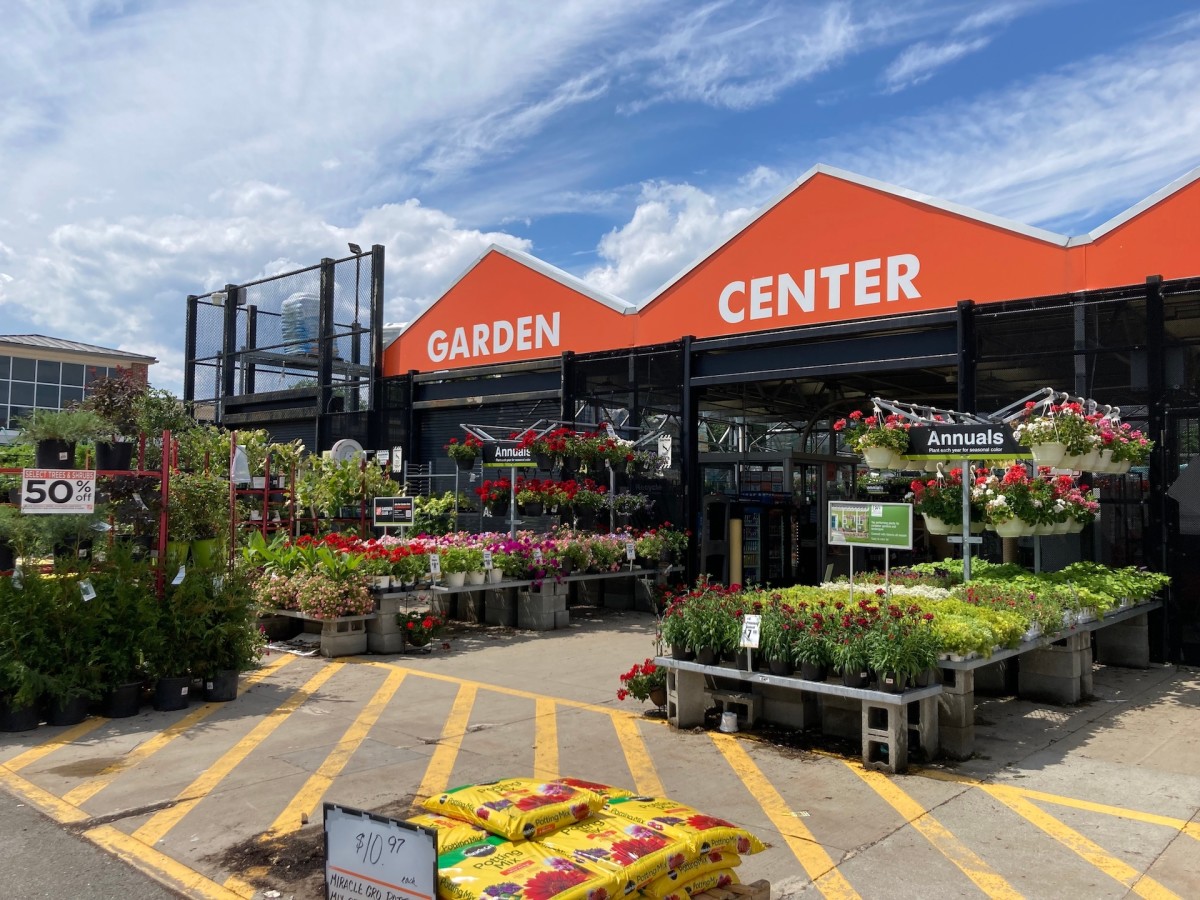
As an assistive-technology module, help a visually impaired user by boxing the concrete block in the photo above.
[456,591,484,623]
[367,631,406,654]
[820,694,861,741]
[973,660,1009,695]
[316,619,367,658]
[939,668,975,695]
[1080,644,1094,698]
[1020,646,1084,680]
[706,689,762,729]
[484,588,517,627]
[667,667,709,728]
[572,579,604,607]
[519,590,566,614]
[911,695,940,760]
[1095,618,1150,668]
[759,685,820,731]
[1018,671,1082,705]
[937,690,975,730]
[863,701,910,774]
[553,609,570,629]
[939,723,976,760]
[517,607,557,631]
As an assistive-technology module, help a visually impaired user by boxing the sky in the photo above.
[3,0,1200,394]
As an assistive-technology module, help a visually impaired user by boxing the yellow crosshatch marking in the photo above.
[0,657,1194,900]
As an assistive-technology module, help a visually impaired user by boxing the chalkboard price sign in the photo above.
[324,803,436,900]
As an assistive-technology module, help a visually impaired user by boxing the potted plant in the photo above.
[196,565,265,701]
[570,479,608,529]
[398,610,444,649]
[143,568,212,710]
[0,567,53,731]
[475,478,511,518]
[445,435,483,472]
[756,597,798,676]
[88,545,158,717]
[438,546,473,587]
[168,471,230,567]
[679,581,740,664]
[17,407,107,468]
[80,370,148,470]
[515,480,547,517]
[616,657,667,708]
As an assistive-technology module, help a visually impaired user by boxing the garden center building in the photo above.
[184,165,1200,665]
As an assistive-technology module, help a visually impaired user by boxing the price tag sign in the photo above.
[482,549,493,570]
[428,553,442,577]
[532,548,543,565]
[625,541,636,561]
[21,468,96,514]
[740,613,762,649]
[324,803,436,900]
[78,580,96,602]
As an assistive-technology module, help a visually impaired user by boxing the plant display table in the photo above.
[655,656,942,774]
[934,599,1161,758]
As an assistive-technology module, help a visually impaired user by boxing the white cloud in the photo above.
[883,37,991,92]
[584,182,755,302]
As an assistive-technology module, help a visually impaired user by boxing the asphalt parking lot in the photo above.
[2,606,1199,899]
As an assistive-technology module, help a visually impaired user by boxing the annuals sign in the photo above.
[483,444,533,468]
[907,424,1028,460]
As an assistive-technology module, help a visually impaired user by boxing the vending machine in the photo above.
[741,501,792,586]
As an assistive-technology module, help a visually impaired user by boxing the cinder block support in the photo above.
[1094,613,1151,668]
[973,660,1008,695]
[912,695,940,760]
[759,685,820,731]
[517,589,566,630]
[862,701,909,774]
[820,695,862,741]
[484,587,517,627]
[667,667,709,728]
[456,590,484,623]
[937,668,975,759]
[1018,633,1088,705]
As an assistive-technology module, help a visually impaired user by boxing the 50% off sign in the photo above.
[20,469,96,514]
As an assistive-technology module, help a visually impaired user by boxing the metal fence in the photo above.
[184,247,384,445]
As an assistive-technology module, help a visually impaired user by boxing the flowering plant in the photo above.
[616,658,666,703]
[398,610,444,647]
[1104,422,1153,465]
[1013,401,1099,454]
[909,469,980,524]
[294,572,374,619]
[444,434,483,463]
[475,478,511,508]
[833,410,909,454]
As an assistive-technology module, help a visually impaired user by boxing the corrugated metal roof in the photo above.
[0,334,157,363]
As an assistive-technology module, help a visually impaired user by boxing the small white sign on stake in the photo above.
[625,541,636,561]
[78,580,96,602]
[428,553,442,577]
[172,566,186,586]
[482,549,493,570]
[740,613,762,649]
[532,548,543,565]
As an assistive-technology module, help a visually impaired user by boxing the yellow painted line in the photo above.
[611,714,665,798]
[844,762,1023,899]
[711,733,859,900]
[261,667,406,840]
[533,697,558,779]
[0,765,90,824]
[133,663,342,847]
[63,654,296,807]
[982,786,1182,900]
[413,682,477,803]
[3,715,107,771]
[86,823,246,900]
[222,871,262,897]
[355,657,646,718]
[921,769,1200,842]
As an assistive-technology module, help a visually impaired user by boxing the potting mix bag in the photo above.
[422,777,605,842]
[653,868,739,900]
[532,807,691,890]
[404,812,489,854]
[602,796,765,858]
[641,849,742,899]
[436,835,621,900]
[550,777,634,802]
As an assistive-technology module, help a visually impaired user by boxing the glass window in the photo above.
[9,405,32,427]
[61,362,84,386]
[0,381,7,404]
[0,355,9,378]
[35,383,58,407]
[85,365,107,385]
[60,385,84,406]
[11,357,35,381]
[9,381,34,406]
[37,360,60,384]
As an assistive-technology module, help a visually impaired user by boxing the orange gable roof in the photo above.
[384,246,635,375]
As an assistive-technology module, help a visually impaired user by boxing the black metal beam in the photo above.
[316,258,336,451]
[183,294,198,409]
[681,335,698,582]
[956,299,976,414]
[1145,274,1169,662]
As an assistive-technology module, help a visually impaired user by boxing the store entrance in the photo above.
[697,453,857,587]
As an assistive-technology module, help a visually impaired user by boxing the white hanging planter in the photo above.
[1030,441,1066,467]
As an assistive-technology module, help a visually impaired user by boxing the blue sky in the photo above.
[3,0,1200,392]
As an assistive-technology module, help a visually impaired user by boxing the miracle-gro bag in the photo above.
[404,812,488,854]
[533,808,692,890]
[603,796,765,858]
[437,836,621,900]
[641,849,742,899]
[654,868,739,900]
[422,777,605,842]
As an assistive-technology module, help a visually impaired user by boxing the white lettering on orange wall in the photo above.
[427,312,561,363]
[717,253,921,324]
